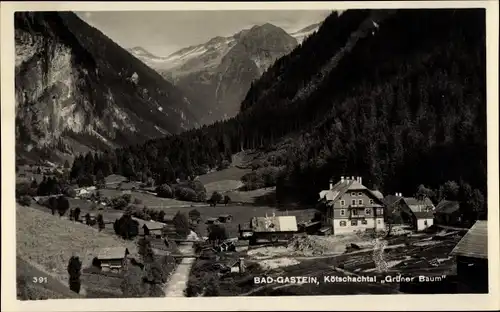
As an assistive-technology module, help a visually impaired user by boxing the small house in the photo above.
[412,211,434,231]
[434,200,462,226]
[450,220,488,293]
[228,258,245,274]
[206,217,220,225]
[393,194,435,231]
[96,247,130,272]
[139,221,164,238]
[218,214,233,223]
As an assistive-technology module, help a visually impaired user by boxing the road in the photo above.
[163,243,196,297]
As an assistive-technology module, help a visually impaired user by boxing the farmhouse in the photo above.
[96,247,130,272]
[75,186,96,197]
[139,220,164,238]
[391,194,435,231]
[434,200,462,226]
[450,220,488,293]
[318,176,385,235]
[241,215,298,243]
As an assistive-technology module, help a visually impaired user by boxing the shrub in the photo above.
[208,224,228,243]
[208,192,223,206]
[155,184,173,198]
[188,209,201,221]
[173,186,198,202]
[56,196,70,217]
[18,195,32,206]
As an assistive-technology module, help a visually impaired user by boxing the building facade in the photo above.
[319,176,385,235]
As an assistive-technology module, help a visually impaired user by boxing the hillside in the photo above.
[16,204,137,289]
[15,12,199,163]
[130,23,299,124]
[73,9,486,215]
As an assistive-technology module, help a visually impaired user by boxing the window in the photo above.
[362,220,368,225]
[377,208,383,215]
[358,199,363,205]
[358,192,362,196]
[340,221,347,227]
[365,208,372,215]
[369,199,374,205]
[351,192,356,197]
[340,200,345,206]
[351,199,356,205]
[352,209,358,216]
[351,220,358,226]
[377,220,381,224]
[340,209,345,216]
[424,220,428,226]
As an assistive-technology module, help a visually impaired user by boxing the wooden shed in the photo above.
[96,247,130,272]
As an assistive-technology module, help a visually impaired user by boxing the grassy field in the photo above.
[17,257,82,300]
[98,189,204,208]
[16,205,139,286]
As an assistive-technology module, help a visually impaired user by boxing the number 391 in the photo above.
[33,277,48,283]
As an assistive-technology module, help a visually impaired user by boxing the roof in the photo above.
[450,221,488,259]
[435,200,460,214]
[97,247,129,260]
[383,195,403,206]
[320,179,385,206]
[250,216,298,232]
[371,190,384,199]
[219,214,232,218]
[413,211,435,219]
[402,197,435,212]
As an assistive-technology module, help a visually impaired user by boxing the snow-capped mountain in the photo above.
[129,22,320,124]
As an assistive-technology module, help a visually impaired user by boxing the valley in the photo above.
[13,7,489,300]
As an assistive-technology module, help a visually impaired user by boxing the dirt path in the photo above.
[163,243,195,297]
[293,243,406,261]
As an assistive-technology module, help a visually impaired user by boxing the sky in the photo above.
[76,10,332,56]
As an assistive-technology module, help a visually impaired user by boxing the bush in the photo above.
[67,256,82,294]
[208,224,228,242]
[241,166,283,191]
[56,196,70,217]
[155,184,173,198]
[173,186,198,202]
[188,209,201,221]
[208,192,223,206]
[18,195,32,206]
[111,195,129,210]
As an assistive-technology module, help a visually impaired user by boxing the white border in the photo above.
[1,1,499,311]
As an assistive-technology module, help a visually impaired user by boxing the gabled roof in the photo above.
[97,247,129,260]
[320,179,385,206]
[413,211,434,219]
[402,197,435,212]
[250,216,298,232]
[450,221,488,259]
[371,190,384,200]
[435,200,460,214]
[383,195,403,207]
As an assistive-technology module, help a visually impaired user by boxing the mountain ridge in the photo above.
[15,12,199,163]
[129,22,321,124]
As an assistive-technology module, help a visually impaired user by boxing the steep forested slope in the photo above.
[15,12,199,163]
[71,9,486,211]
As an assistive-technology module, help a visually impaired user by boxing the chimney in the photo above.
[341,176,345,183]
[351,176,355,181]
[359,177,362,185]
[329,179,334,190]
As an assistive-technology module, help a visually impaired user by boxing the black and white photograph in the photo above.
[1,0,499,310]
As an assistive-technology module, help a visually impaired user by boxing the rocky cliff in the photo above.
[15,12,199,163]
